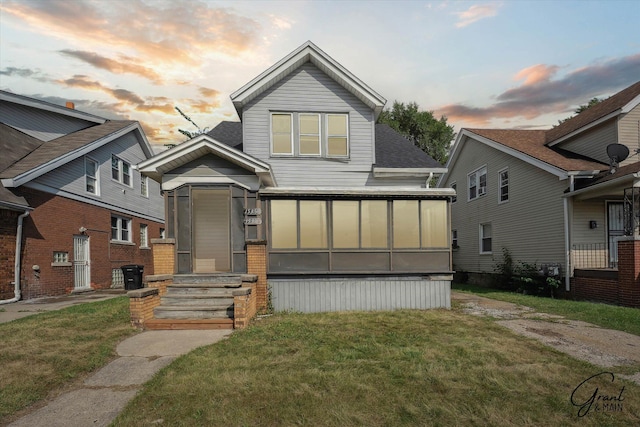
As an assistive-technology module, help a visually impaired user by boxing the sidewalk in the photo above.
[3,292,233,427]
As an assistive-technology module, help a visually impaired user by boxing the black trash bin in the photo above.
[121,264,144,290]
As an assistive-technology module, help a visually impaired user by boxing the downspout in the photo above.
[563,174,574,293]
[0,210,30,305]
[426,172,434,188]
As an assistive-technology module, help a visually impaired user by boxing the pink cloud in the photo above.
[455,3,501,28]
[514,64,560,86]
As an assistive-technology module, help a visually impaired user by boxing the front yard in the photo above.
[113,308,640,426]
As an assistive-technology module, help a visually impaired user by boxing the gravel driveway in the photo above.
[452,291,640,386]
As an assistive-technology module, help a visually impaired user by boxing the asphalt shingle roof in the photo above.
[206,121,442,168]
[467,128,607,172]
[0,124,44,208]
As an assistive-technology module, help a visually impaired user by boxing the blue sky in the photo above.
[1,0,639,147]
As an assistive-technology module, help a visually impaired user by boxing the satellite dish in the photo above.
[607,143,629,163]
[607,143,629,174]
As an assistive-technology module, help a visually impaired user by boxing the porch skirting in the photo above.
[269,275,452,313]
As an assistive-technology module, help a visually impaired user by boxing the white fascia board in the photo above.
[563,174,636,199]
[0,200,33,211]
[260,186,456,197]
[621,94,640,113]
[24,182,164,223]
[162,175,254,192]
[2,122,139,188]
[0,91,106,124]
[230,41,385,116]
[547,110,620,147]
[373,167,448,178]
[458,129,568,180]
[132,123,155,159]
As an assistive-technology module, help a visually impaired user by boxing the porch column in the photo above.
[246,240,268,311]
[617,237,640,308]
[151,238,175,275]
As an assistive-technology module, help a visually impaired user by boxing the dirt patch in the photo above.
[452,292,640,385]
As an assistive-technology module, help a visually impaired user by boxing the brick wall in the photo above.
[151,238,175,275]
[14,187,163,299]
[0,210,21,299]
[246,240,268,312]
[128,288,161,329]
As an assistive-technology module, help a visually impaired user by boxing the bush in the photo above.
[494,248,559,298]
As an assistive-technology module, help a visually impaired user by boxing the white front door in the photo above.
[74,235,91,289]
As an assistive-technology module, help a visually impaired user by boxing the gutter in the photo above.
[0,210,29,305]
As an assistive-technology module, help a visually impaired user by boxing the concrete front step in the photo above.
[154,305,233,319]
[161,295,234,306]
[144,318,234,330]
[172,273,258,285]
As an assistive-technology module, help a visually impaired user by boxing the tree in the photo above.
[377,101,455,164]
[164,106,211,148]
[557,97,603,124]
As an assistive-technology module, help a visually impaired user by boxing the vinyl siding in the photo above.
[445,136,567,274]
[555,120,617,165]
[571,200,606,245]
[162,154,261,190]
[618,104,640,165]
[0,101,95,141]
[30,131,164,220]
[242,62,375,187]
[270,276,451,312]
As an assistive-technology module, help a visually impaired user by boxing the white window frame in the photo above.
[450,182,457,203]
[111,155,132,187]
[140,224,149,248]
[326,113,349,158]
[452,229,458,249]
[479,222,492,254]
[111,215,132,243]
[140,175,149,198]
[498,167,509,204]
[298,113,322,157]
[468,166,487,201]
[270,112,294,156]
[85,156,99,195]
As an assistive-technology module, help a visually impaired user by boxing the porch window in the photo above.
[299,201,328,248]
[299,114,321,156]
[421,200,448,247]
[499,168,509,203]
[85,157,99,195]
[332,200,388,249]
[480,223,492,254]
[468,166,487,201]
[271,113,293,155]
[393,200,420,248]
[270,200,298,248]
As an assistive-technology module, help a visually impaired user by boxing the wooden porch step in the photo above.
[161,294,234,306]
[144,318,234,330]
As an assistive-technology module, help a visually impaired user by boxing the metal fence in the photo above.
[571,243,616,269]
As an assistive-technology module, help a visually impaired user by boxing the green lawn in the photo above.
[0,297,136,421]
[113,310,640,426]
[453,283,640,336]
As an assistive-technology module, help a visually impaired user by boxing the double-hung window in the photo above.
[468,166,487,201]
[271,112,349,158]
[111,216,132,242]
[111,155,132,186]
[140,224,148,247]
[140,175,149,197]
[499,168,509,203]
[85,157,99,195]
[480,223,492,254]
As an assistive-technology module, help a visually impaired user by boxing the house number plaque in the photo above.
[244,208,262,225]
[243,217,262,225]
[244,208,262,215]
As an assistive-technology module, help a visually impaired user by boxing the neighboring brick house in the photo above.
[0,91,164,302]
[139,41,454,313]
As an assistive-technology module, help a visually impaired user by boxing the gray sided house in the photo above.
[0,91,164,302]
[438,81,640,306]
[139,41,454,313]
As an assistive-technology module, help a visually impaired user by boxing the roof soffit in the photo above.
[230,41,386,118]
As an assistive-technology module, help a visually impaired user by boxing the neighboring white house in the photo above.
[438,80,640,300]
[139,41,455,313]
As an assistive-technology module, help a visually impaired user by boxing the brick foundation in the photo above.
[0,210,21,299]
[233,282,257,329]
[128,287,161,329]
[246,240,268,312]
[151,238,175,275]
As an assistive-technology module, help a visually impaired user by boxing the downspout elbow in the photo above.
[0,210,29,305]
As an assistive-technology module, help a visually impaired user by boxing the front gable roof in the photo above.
[546,80,640,146]
[230,41,386,119]
[138,134,275,187]
[0,120,152,188]
[0,90,106,125]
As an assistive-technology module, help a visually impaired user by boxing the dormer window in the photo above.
[271,112,349,159]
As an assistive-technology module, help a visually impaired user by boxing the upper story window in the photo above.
[499,168,509,203]
[271,112,349,159]
[111,215,131,243]
[111,155,131,186]
[140,175,149,197]
[468,166,487,201]
[85,157,99,195]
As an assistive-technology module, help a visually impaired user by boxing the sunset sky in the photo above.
[1,0,639,149]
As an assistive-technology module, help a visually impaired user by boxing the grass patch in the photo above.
[453,283,640,336]
[0,297,136,420]
[113,310,639,426]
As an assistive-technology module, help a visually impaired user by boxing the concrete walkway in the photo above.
[3,292,232,426]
